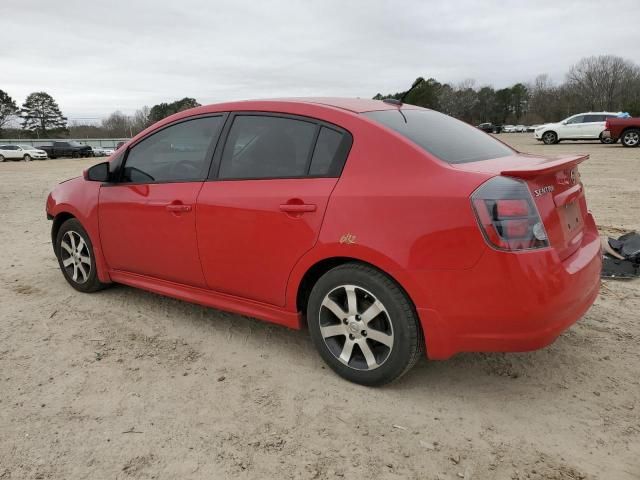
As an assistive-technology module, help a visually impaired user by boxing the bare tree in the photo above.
[566,55,640,111]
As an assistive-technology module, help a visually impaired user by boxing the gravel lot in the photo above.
[1,134,638,479]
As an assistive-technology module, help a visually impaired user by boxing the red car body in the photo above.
[46,98,601,360]
[603,117,640,147]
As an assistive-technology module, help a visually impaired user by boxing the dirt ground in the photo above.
[1,134,639,480]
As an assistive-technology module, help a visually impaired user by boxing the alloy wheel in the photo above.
[623,131,639,147]
[59,230,92,284]
[542,132,556,144]
[319,285,394,371]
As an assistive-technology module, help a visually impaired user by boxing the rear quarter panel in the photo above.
[286,118,491,311]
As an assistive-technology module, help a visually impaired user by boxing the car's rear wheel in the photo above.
[542,131,558,145]
[55,218,108,293]
[0,154,4,162]
[23,154,31,162]
[621,129,640,148]
[599,133,615,144]
[307,263,422,386]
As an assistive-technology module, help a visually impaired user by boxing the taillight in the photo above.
[471,176,549,251]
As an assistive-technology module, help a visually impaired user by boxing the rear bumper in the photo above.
[414,213,601,359]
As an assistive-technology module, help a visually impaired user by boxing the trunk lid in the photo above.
[456,153,590,260]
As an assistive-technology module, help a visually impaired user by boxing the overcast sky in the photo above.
[1,0,638,122]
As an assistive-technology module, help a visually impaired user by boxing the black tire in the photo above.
[0,154,4,162]
[307,263,423,386]
[55,218,108,293]
[599,133,615,144]
[542,131,558,145]
[71,151,79,158]
[621,129,640,148]
[23,154,31,162]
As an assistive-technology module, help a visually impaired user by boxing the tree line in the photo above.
[2,54,639,139]
[0,93,200,139]
[374,55,640,125]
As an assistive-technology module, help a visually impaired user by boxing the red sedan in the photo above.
[46,98,601,385]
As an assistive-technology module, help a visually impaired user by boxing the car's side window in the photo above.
[309,126,345,176]
[584,114,605,122]
[567,115,585,124]
[218,115,317,179]
[121,116,223,183]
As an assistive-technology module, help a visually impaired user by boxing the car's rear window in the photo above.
[363,109,513,164]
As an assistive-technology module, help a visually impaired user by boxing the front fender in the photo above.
[47,178,111,283]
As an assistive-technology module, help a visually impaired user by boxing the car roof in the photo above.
[199,97,425,114]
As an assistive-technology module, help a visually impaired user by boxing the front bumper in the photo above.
[413,213,602,359]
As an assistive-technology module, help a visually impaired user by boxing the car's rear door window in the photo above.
[218,115,317,179]
[309,126,346,176]
[121,116,223,183]
[363,109,513,164]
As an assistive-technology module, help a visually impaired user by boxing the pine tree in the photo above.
[0,90,19,131]
[21,92,68,136]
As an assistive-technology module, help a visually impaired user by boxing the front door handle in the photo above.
[166,204,192,213]
[279,203,317,213]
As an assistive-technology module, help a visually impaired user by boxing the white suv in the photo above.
[534,112,621,145]
[0,144,48,161]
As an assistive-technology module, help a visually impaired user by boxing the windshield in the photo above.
[68,141,82,147]
[363,109,513,164]
[17,145,36,150]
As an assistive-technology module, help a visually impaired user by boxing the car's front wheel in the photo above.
[0,154,4,162]
[307,263,422,386]
[621,129,640,148]
[542,131,558,145]
[55,218,108,293]
[23,154,31,162]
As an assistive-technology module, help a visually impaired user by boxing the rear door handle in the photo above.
[279,203,317,213]
[166,204,192,213]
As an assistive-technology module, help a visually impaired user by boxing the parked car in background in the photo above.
[515,125,527,133]
[502,125,516,133]
[527,125,540,132]
[476,122,502,134]
[0,144,48,161]
[602,117,640,147]
[46,98,601,386]
[92,146,115,157]
[38,141,93,159]
[534,112,620,145]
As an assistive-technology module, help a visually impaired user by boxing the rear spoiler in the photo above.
[501,154,589,178]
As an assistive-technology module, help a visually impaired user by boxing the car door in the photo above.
[196,113,352,306]
[1,145,19,159]
[582,114,605,138]
[560,115,585,139]
[98,115,225,287]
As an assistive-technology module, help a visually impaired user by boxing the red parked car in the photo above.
[602,117,640,147]
[46,98,601,385]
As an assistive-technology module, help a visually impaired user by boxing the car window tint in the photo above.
[219,115,317,179]
[584,114,604,122]
[363,109,512,164]
[567,115,585,124]
[122,116,223,183]
[309,127,344,176]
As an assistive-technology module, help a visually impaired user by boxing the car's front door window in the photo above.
[122,116,224,183]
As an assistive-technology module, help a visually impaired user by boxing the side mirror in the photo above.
[561,121,568,125]
[84,161,110,182]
